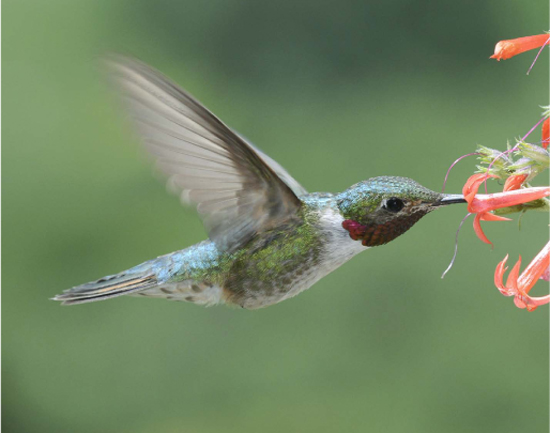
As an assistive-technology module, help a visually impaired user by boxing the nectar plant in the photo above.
[446,33,550,312]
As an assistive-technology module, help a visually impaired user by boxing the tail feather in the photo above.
[53,271,158,305]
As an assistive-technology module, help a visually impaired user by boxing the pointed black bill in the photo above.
[432,194,467,206]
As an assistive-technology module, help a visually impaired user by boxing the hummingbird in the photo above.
[53,56,466,309]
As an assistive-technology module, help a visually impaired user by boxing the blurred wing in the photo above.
[107,56,304,252]
[236,133,308,198]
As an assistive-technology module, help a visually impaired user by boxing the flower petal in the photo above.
[517,241,550,294]
[503,174,528,192]
[462,173,498,204]
[514,295,528,309]
[541,265,550,282]
[505,257,522,294]
[494,255,513,296]
[472,213,492,245]
[523,294,550,311]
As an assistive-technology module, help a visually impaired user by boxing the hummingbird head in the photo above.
[336,176,465,247]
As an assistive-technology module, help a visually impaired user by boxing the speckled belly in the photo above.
[223,253,323,309]
[221,222,325,309]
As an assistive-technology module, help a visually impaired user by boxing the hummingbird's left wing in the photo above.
[235,133,308,198]
[107,56,306,252]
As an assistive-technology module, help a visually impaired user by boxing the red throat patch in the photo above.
[342,213,425,247]
[342,220,367,242]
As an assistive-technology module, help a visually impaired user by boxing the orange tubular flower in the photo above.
[503,174,528,192]
[490,34,550,61]
[494,242,550,311]
[542,117,549,149]
[463,174,550,245]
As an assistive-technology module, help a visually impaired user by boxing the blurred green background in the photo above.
[3,1,549,432]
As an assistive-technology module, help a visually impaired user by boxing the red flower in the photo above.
[494,242,550,311]
[542,117,549,150]
[490,34,550,61]
[503,174,527,192]
[463,174,550,245]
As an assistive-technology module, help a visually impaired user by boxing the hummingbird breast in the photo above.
[221,194,367,309]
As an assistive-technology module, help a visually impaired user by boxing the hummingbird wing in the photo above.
[107,56,306,252]
[235,133,308,198]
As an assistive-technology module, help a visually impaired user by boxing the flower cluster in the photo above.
[450,33,549,312]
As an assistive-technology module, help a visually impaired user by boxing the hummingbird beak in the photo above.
[432,194,467,206]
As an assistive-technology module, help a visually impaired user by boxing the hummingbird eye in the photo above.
[384,197,404,213]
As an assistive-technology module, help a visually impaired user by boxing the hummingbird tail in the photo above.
[53,266,158,305]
